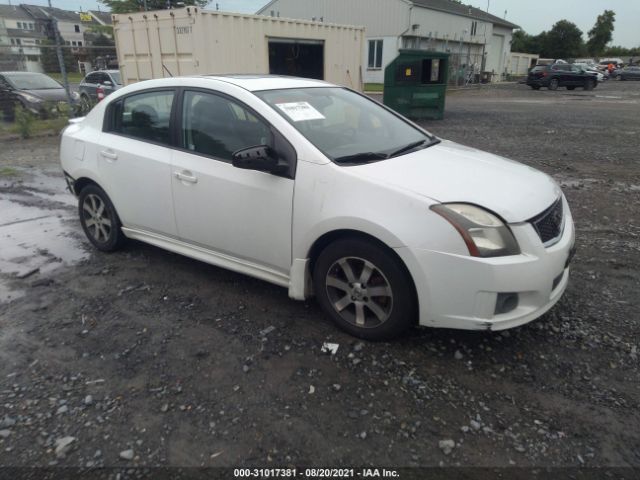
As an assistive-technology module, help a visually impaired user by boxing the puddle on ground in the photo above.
[553,175,600,189]
[0,168,89,303]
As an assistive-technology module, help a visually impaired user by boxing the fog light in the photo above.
[495,293,518,315]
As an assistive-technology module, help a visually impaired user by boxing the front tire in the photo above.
[313,238,416,340]
[78,184,126,252]
[548,78,559,90]
[584,79,596,90]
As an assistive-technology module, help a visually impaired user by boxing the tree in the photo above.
[586,10,616,56]
[88,33,116,68]
[511,30,546,55]
[40,39,76,73]
[99,0,209,14]
[540,20,585,59]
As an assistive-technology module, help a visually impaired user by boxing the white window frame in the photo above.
[368,39,383,70]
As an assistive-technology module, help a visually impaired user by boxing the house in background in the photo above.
[0,4,47,72]
[257,0,519,84]
[22,4,94,50]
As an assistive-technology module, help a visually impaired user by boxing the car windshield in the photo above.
[255,87,437,164]
[4,72,62,90]
[110,71,122,85]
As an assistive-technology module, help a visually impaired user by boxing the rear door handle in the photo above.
[174,171,198,184]
[100,150,118,160]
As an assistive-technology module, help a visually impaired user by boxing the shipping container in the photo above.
[112,7,364,90]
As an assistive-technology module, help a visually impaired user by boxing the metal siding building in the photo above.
[112,7,364,90]
[257,0,520,84]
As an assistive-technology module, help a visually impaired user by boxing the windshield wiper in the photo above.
[388,138,440,158]
[333,152,389,164]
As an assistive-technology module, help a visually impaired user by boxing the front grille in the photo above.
[529,198,563,245]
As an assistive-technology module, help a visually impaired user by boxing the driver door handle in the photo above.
[174,171,198,184]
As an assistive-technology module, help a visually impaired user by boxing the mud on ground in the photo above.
[0,81,638,470]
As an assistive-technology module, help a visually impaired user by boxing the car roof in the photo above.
[198,74,333,92]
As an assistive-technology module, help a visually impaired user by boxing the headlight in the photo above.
[70,91,80,101]
[431,203,520,257]
[20,93,43,104]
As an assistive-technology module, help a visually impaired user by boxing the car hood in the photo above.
[352,140,561,223]
[19,88,68,102]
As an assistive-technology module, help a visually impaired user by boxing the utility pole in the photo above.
[48,0,72,105]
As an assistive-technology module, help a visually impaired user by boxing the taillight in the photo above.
[542,72,548,77]
[97,86,105,102]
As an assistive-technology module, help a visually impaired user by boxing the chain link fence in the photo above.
[446,51,490,86]
[0,44,117,76]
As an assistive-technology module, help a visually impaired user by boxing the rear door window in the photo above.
[84,73,99,84]
[108,90,175,145]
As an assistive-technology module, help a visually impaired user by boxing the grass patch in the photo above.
[5,115,69,138]
[0,167,19,177]
[364,83,384,92]
[48,72,84,84]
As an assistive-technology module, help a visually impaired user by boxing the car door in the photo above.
[170,89,295,274]
[97,88,178,237]
[0,74,16,119]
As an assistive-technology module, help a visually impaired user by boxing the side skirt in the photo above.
[121,227,291,289]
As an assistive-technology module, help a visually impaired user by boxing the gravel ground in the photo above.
[0,81,638,472]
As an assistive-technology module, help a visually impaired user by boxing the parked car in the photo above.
[0,71,79,121]
[573,63,606,82]
[527,64,598,90]
[614,66,640,81]
[60,75,575,340]
[78,70,122,113]
[535,59,568,66]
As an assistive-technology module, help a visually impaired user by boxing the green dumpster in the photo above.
[383,50,449,120]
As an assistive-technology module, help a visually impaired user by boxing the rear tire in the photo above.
[78,184,126,252]
[548,78,559,90]
[79,94,92,115]
[313,238,416,340]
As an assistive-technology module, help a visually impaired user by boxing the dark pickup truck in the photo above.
[527,64,598,91]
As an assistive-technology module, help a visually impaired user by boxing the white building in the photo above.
[0,4,46,72]
[257,0,519,84]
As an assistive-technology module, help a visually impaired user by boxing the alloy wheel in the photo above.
[325,256,393,328]
[82,193,112,243]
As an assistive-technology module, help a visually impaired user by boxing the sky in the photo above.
[2,0,637,47]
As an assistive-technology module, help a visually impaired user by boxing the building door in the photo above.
[268,38,324,80]
[486,34,505,75]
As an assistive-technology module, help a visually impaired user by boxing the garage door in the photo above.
[268,38,324,80]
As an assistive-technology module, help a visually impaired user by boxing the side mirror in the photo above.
[232,145,279,172]
[102,81,113,87]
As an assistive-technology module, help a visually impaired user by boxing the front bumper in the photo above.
[396,197,575,331]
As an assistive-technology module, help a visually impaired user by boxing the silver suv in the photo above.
[78,70,122,113]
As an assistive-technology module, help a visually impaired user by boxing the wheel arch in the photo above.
[305,229,419,321]
[73,176,101,196]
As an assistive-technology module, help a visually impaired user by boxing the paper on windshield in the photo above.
[275,102,325,122]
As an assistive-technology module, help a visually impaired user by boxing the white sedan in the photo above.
[60,75,575,340]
